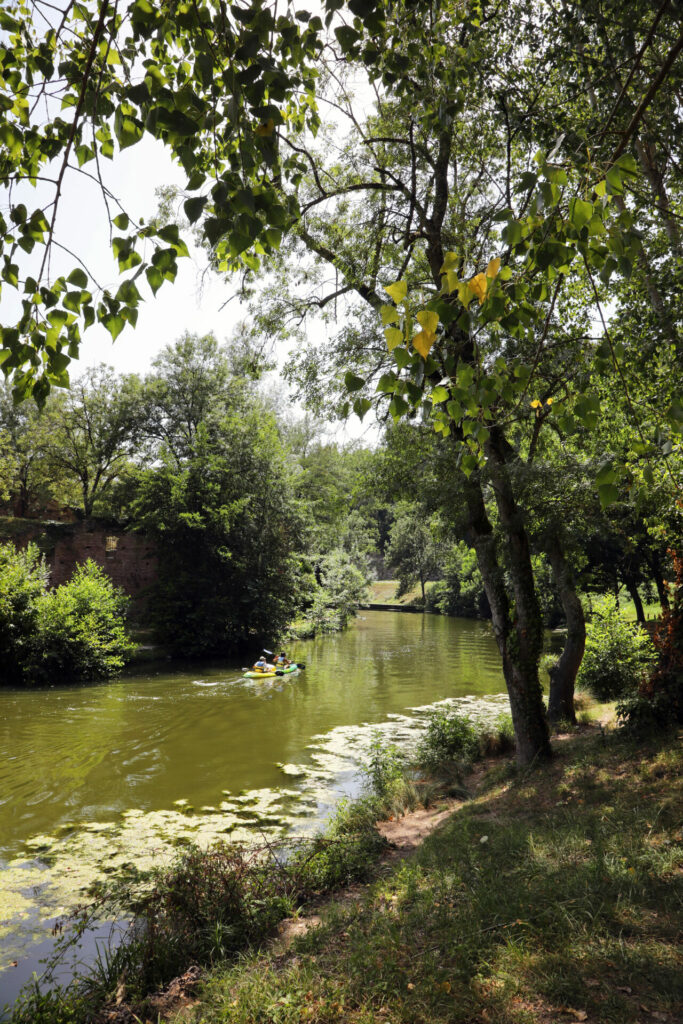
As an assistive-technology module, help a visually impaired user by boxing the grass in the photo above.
[182,726,682,1024]
[368,580,424,605]
[602,596,662,624]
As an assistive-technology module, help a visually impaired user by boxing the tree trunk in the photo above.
[625,578,645,623]
[463,469,551,766]
[649,549,670,612]
[545,536,584,725]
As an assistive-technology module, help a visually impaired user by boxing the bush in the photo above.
[416,707,515,775]
[0,542,133,687]
[0,542,48,685]
[416,708,480,774]
[425,542,490,619]
[30,561,134,684]
[295,548,368,636]
[363,732,407,796]
[577,596,656,702]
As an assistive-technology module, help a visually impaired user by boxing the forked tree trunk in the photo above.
[545,536,584,725]
[463,469,551,766]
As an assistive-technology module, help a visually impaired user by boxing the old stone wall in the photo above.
[0,517,159,614]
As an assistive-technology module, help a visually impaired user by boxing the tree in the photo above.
[132,407,305,655]
[232,0,682,759]
[140,332,247,466]
[45,365,142,516]
[386,502,443,604]
[0,381,66,516]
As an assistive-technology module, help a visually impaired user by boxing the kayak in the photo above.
[244,664,300,679]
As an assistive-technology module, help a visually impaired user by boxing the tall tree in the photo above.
[46,365,142,516]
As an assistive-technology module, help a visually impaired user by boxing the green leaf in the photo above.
[353,396,372,420]
[389,395,409,420]
[376,373,397,394]
[67,268,88,288]
[380,304,399,325]
[393,347,411,370]
[569,197,592,231]
[606,166,624,194]
[384,327,403,351]
[335,25,360,51]
[431,386,449,403]
[102,313,125,341]
[597,482,619,508]
[184,196,207,224]
[344,371,365,392]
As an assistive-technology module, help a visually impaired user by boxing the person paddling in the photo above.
[253,655,270,673]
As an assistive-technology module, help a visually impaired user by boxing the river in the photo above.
[0,611,511,1010]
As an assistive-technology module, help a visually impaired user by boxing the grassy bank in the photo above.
[178,724,682,1024]
[367,581,424,607]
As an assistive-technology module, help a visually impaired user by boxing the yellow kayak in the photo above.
[244,664,300,679]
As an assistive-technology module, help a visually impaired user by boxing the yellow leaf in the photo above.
[439,251,458,273]
[385,280,407,304]
[445,270,460,294]
[546,396,554,405]
[486,257,501,278]
[439,981,452,993]
[255,118,275,137]
[412,329,436,358]
[416,309,439,333]
[384,327,403,351]
[457,281,474,307]
[468,273,488,303]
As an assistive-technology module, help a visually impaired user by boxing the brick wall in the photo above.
[0,517,159,613]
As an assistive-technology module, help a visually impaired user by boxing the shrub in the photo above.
[416,708,480,774]
[295,548,369,636]
[577,596,656,702]
[0,542,48,685]
[291,798,387,892]
[0,543,133,687]
[416,707,515,774]
[363,732,407,797]
[425,542,490,619]
[29,561,134,684]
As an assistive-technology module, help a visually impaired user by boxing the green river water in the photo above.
[0,611,512,1010]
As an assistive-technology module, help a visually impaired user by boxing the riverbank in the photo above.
[164,718,681,1024]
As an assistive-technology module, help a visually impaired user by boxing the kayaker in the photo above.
[274,651,291,667]
[253,655,269,673]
